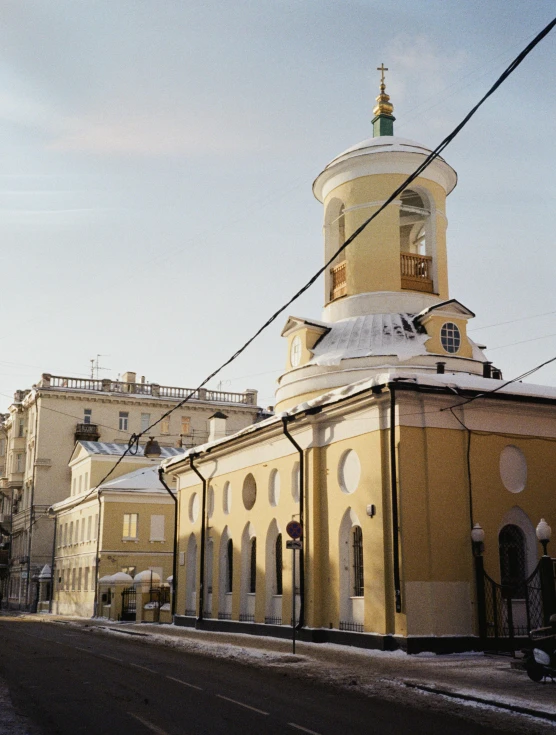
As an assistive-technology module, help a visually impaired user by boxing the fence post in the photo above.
[540,555,556,626]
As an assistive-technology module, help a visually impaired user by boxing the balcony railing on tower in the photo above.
[330,261,347,300]
[400,252,434,293]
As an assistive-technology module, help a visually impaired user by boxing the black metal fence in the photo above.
[121,586,137,621]
[480,561,544,649]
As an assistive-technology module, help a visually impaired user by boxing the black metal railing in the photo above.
[264,616,282,625]
[239,613,254,622]
[218,612,232,620]
[339,621,364,633]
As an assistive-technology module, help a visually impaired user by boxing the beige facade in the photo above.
[51,443,179,617]
[0,370,262,609]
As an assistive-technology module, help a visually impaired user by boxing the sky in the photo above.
[0,0,555,412]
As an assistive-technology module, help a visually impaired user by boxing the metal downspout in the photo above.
[92,491,103,617]
[189,454,207,625]
[158,468,178,618]
[389,384,402,614]
[25,404,39,609]
[48,512,57,614]
[281,417,305,629]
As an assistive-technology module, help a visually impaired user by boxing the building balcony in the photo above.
[75,423,101,441]
[330,261,347,300]
[400,252,434,293]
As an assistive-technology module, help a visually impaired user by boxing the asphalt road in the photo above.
[0,619,510,735]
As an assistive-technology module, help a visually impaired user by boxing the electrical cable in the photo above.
[48,17,556,512]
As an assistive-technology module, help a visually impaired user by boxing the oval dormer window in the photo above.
[290,335,302,367]
[440,322,461,354]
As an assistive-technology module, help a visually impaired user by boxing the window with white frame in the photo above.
[160,417,170,435]
[15,454,23,473]
[87,516,92,541]
[84,567,90,591]
[18,419,24,438]
[119,412,129,431]
[181,416,190,436]
[123,513,138,539]
[83,409,92,425]
[93,514,98,540]
[141,413,150,432]
[149,515,165,542]
[75,520,79,543]
[69,522,73,545]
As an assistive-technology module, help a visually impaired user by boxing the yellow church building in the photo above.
[162,75,556,652]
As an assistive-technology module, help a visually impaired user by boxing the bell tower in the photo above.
[313,68,457,323]
[275,69,488,412]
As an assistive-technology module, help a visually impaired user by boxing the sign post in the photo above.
[286,520,303,655]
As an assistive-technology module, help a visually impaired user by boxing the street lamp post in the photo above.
[471,524,487,640]
[536,519,555,626]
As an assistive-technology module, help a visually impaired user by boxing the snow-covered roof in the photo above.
[78,441,183,458]
[162,370,556,471]
[309,313,429,367]
[99,465,169,492]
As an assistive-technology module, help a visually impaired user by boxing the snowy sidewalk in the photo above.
[17,614,556,731]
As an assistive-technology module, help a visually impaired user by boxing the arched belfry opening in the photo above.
[325,198,347,303]
[399,188,435,294]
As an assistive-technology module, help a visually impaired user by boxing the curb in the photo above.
[403,681,556,723]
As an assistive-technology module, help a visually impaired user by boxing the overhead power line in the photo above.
[65,16,556,511]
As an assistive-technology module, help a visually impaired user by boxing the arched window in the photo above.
[249,538,257,594]
[399,189,434,294]
[351,526,364,597]
[399,190,429,255]
[275,534,283,596]
[226,539,234,593]
[499,524,526,594]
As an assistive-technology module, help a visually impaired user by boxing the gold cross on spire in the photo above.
[377,63,388,87]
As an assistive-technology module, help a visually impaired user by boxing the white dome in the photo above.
[133,570,161,585]
[98,574,114,584]
[313,135,457,202]
[330,135,437,165]
[110,572,134,584]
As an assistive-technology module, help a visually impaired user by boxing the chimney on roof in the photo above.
[122,371,136,384]
[208,412,228,442]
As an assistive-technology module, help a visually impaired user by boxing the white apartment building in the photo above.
[0,370,263,609]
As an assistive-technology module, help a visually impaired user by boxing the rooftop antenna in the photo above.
[90,354,111,379]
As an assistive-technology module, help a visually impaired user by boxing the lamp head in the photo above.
[144,436,162,459]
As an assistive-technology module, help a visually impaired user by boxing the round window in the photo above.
[223,481,231,515]
[440,322,461,354]
[188,492,199,523]
[268,469,280,507]
[500,445,527,494]
[338,449,361,494]
[290,335,302,367]
[207,485,215,519]
[242,473,257,510]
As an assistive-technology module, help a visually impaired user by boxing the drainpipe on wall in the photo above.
[281,417,305,629]
[48,510,58,614]
[389,384,402,614]
[158,468,178,618]
[189,454,208,626]
[92,491,103,617]
[25,401,40,609]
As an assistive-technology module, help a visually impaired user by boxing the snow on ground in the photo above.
[0,676,39,735]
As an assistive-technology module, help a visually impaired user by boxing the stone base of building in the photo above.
[173,615,523,654]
